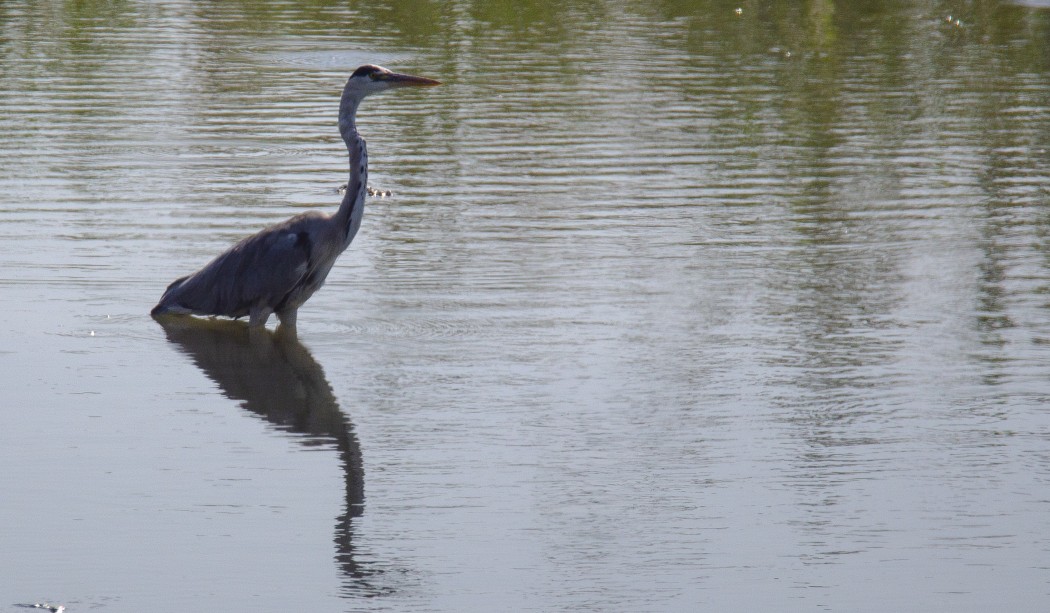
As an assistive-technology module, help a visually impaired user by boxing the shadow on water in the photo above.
[155,317,386,597]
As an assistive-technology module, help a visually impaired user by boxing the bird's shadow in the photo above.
[156,316,386,597]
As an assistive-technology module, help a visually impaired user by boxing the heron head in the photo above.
[346,65,441,96]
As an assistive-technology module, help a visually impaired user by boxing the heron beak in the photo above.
[381,72,441,87]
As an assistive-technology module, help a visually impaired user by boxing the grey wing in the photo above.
[154,224,312,318]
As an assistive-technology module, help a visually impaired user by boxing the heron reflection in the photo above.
[157,317,380,595]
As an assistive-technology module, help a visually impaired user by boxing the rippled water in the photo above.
[2,1,1050,611]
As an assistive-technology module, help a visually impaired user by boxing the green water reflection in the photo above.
[2,0,1050,610]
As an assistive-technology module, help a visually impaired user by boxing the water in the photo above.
[2,0,1050,610]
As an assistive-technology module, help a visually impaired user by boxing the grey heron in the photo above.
[151,65,440,330]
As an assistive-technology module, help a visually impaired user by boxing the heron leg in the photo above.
[248,305,273,328]
[276,307,298,331]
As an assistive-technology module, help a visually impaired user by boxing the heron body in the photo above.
[151,65,439,330]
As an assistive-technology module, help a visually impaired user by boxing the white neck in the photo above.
[334,89,368,246]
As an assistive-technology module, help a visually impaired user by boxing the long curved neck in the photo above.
[334,90,367,248]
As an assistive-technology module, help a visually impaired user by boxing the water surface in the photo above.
[2,1,1050,611]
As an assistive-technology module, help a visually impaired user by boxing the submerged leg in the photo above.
[276,307,298,332]
[248,305,273,328]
